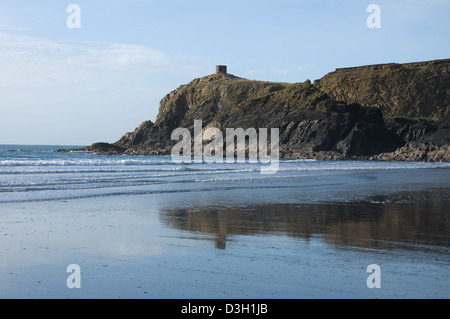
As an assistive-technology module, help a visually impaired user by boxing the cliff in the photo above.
[315,59,450,120]
[77,59,450,162]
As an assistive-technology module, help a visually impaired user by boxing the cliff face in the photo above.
[315,59,450,120]
[81,59,450,162]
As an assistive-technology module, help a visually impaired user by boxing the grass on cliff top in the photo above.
[201,74,335,113]
[191,73,408,116]
[196,73,291,104]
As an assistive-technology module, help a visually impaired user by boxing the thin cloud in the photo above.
[0,32,208,87]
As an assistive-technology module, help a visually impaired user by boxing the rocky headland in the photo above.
[67,59,450,162]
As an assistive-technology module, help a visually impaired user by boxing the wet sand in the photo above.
[0,187,449,299]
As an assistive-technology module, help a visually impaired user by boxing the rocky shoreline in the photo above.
[59,59,450,162]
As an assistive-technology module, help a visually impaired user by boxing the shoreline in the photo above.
[2,145,449,299]
[57,143,450,163]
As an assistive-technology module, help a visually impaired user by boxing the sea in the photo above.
[0,144,449,299]
[2,144,450,204]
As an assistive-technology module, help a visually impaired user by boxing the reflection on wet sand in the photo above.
[160,188,450,251]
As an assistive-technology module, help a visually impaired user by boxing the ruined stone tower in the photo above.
[216,65,227,74]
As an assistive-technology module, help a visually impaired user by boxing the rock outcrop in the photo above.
[71,59,450,162]
[315,59,450,120]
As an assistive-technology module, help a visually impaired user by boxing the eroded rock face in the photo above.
[80,59,450,162]
[315,59,450,120]
[374,116,450,162]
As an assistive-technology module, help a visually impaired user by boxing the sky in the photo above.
[0,0,449,145]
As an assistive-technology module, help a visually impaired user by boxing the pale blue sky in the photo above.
[1,0,449,145]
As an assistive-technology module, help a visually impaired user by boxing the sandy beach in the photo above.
[1,182,449,299]
[1,146,449,299]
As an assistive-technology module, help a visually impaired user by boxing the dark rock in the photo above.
[84,143,126,155]
[76,59,450,162]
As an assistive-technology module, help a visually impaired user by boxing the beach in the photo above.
[0,145,449,299]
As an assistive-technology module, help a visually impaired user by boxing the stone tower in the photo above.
[216,65,227,74]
